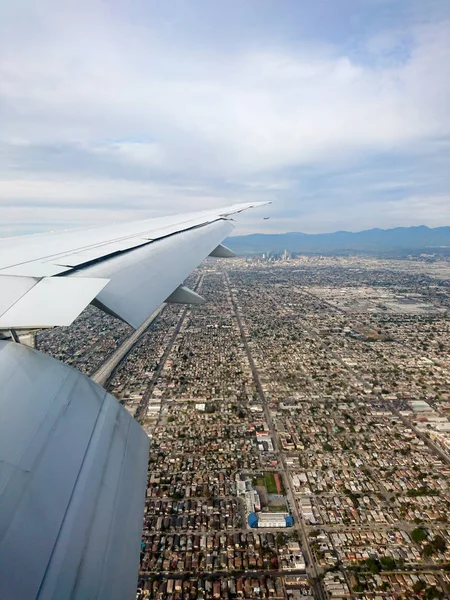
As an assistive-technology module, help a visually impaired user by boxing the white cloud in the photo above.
[0,0,449,232]
[0,174,254,234]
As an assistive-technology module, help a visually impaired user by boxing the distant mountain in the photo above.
[226,225,450,255]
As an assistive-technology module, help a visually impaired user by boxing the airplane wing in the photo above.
[0,201,268,600]
[0,201,268,330]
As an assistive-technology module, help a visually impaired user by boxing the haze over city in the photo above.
[1,0,450,236]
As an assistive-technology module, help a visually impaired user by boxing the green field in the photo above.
[264,472,278,494]
[253,472,284,495]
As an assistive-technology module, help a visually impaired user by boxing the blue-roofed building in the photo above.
[285,515,294,527]
[248,512,258,528]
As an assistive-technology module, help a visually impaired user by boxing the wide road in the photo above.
[224,273,326,600]
[91,306,165,387]
[387,401,450,467]
[134,274,203,423]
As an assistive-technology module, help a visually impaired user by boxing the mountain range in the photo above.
[226,225,450,255]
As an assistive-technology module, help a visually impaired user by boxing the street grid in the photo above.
[37,255,450,600]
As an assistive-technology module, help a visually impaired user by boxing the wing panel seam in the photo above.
[58,218,227,276]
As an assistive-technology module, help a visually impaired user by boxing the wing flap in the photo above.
[45,238,151,268]
[0,202,269,277]
[0,275,39,316]
[0,276,109,329]
[0,201,270,329]
[72,219,234,328]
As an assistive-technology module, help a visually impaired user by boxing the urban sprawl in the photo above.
[38,254,450,600]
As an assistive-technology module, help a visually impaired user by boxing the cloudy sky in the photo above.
[1,0,450,236]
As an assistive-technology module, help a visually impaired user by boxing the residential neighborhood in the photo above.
[38,254,450,599]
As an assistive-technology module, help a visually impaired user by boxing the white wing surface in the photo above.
[0,201,268,600]
[0,202,268,330]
